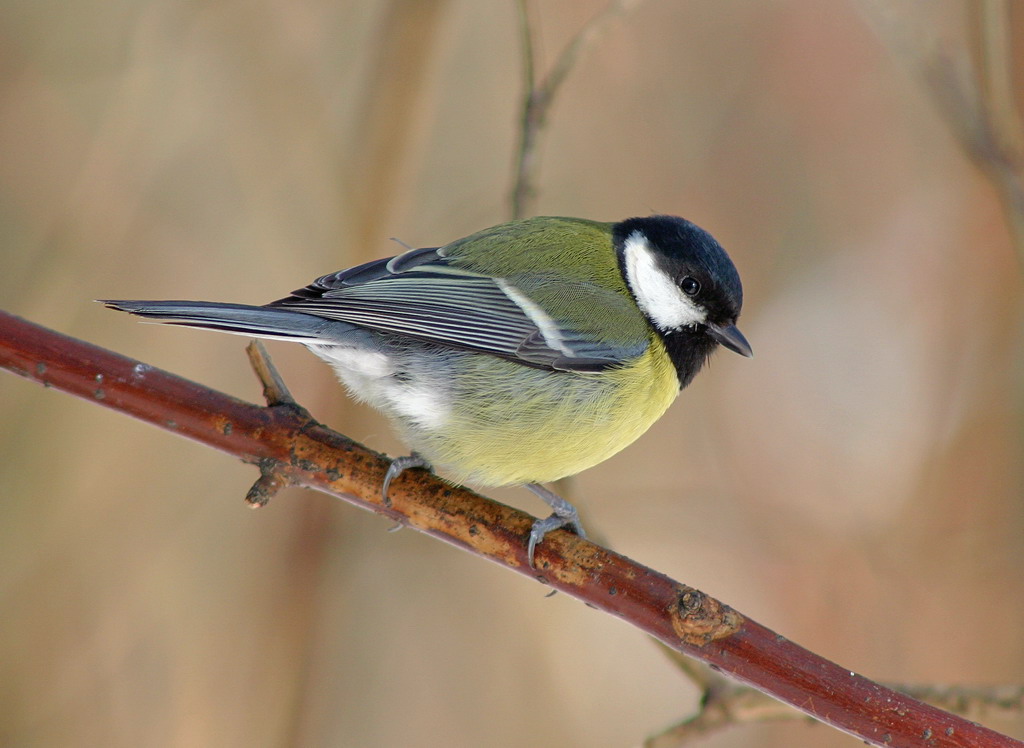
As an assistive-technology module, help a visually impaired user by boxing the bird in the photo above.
[103,215,751,565]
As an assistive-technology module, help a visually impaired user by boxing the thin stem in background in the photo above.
[651,645,1024,747]
[976,0,1024,261]
[859,0,1024,266]
[510,0,644,219]
[508,0,646,528]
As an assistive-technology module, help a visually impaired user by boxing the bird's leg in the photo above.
[381,452,432,502]
[524,483,587,566]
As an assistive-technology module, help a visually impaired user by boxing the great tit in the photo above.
[104,215,750,564]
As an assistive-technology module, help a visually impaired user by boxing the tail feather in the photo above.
[100,299,346,344]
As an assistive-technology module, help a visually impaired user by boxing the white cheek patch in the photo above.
[623,231,707,331]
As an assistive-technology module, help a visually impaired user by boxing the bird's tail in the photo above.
[100,300,341,344]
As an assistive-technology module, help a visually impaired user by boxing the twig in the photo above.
[649,652,1024,747]
[246,340,298,407]
[978,0,1024,156]
[245,457,294,507]
[858,0,1024,264]
[646,677,814,748]
[510,0,645,219]
[509,0,645,505]
[241,343,303,504]
[974,0,1024,260]
[1,309,1020,748]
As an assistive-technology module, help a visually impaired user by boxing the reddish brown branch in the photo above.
[0,309,1020,748]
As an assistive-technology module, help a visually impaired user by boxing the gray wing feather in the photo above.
[269,247,639,371]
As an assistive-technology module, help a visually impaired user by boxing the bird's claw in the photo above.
[382,452,432,503]
[527,511,587,566]
[524,483,586,567]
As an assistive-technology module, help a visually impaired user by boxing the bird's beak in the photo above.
[707,322,753,358]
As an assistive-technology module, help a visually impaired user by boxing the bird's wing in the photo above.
[269,248,646,372]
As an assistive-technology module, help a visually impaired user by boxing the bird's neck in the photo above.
[659,328,718,389]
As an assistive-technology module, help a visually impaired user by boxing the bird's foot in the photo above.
[525,483,587,566]
[382,452,432,503]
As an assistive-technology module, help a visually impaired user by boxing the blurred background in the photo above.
[1,1,1022,746]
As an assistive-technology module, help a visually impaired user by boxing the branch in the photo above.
[510,0,645,219]
[1,309,1020,747]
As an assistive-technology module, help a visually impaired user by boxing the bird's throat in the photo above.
[660,327,718,389]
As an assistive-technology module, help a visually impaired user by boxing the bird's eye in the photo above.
[680,276,701,296]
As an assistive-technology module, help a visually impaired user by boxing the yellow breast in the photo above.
[405,337,680,486]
